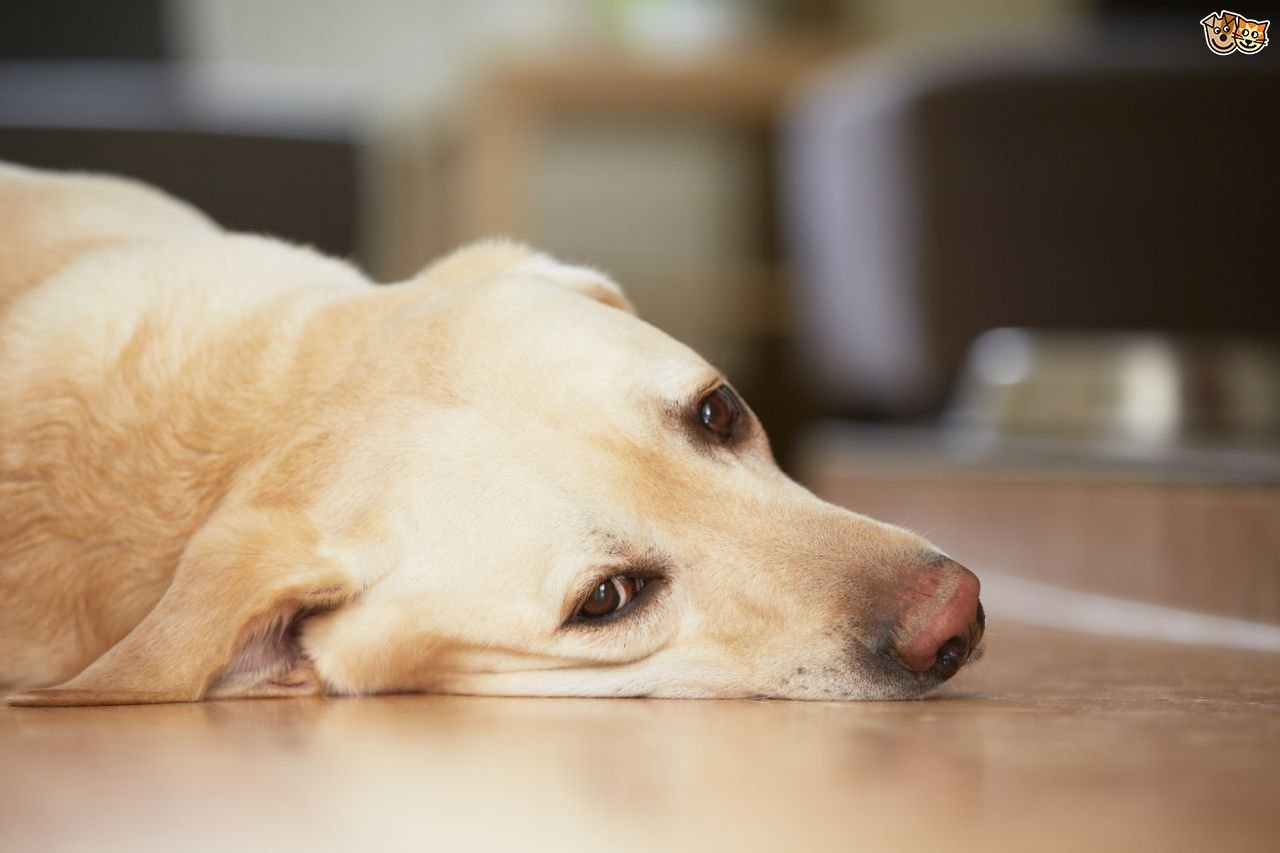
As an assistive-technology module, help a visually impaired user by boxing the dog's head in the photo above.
[7,240,983,707]
[290,243,984,701]
[1202,12,1239,54]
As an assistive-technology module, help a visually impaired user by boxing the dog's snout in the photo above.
[883,560,984,681]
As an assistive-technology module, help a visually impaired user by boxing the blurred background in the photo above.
[2,0,1277,631]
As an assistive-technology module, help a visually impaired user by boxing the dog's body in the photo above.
[1,163,983,706]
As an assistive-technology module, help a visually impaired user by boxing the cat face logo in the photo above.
[1234,15,1270,51]
[1202,10,1269,54]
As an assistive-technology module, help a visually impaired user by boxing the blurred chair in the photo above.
[783,24,1280,420]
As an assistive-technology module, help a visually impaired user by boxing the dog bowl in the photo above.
[945,329,1280,447]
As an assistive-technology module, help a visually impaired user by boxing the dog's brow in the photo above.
[589,531,671,568]
[646,362,720,407]
[686,374,723,404]
[585,537,675,580]
[605,542,677,574]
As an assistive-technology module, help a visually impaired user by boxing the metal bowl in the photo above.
[946,329,1280,447]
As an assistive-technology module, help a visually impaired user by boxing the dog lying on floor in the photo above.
[0,163,984,706]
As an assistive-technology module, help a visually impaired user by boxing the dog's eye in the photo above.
[576,576,645,620]
[698,386,741,439]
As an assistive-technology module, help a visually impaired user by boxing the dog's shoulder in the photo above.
[0,162,218,313]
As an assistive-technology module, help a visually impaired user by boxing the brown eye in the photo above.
[576,576,645,620]
[698,386,741,439]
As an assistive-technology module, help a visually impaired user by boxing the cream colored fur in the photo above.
[1,163,977,706]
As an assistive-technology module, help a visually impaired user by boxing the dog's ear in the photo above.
[409,239,635,314]
[5,506,356,707]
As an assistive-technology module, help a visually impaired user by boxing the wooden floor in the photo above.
[3,623,1278,853]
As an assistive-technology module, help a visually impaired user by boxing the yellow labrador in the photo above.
[0,163,983,706]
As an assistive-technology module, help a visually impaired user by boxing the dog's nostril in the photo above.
[976,600,985,629]
[931,636,971,680]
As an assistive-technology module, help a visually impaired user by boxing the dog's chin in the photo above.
[785,640,986,702]
[386,638,983,701]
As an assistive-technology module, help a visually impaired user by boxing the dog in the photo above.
[0,163,984,706]
[1201,11,1239,54]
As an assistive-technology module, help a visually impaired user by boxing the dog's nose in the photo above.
[886,560,984,680]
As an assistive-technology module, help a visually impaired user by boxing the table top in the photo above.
[467,38,854,120]
[3,622,1278,852]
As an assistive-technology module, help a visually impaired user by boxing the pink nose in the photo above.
[889,561,984,678]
